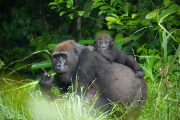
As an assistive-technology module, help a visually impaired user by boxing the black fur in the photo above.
[39,41,147,119]
[94,33,145,78]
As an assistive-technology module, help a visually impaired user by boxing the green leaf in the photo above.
[106,17,118,22]
[35,45,43,51]
[132,14,138,19]
[78,40,94,44]
[171,65,180,70]
[57,6,64,12]
[43,31,48,39]
[114,33,123,41]
[68,14,73,19]
[100,6,109,10]
[91,2,104,9]
[126,19,140,25]
[111,14,119,18]
[98,10,107,15]
[31,60,51,69]
[115,35,140,45]
[163,0,171,6]
[60,11,66,16]
[68,0,73,6]
[125,2,131,16]
[159,4,178,23]
[43,54,51,60]
[78,11,85,16]
[2,21,10,32]
[146,9,158,19]
[51,6,57,9]
[140,19,150,26]
[49,2,57,6]
[47,44,56,50]
[137,47,142,53]
[66,3,71,8]
[84,1,93,17]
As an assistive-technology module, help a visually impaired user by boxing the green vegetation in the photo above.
[0,0,180,119]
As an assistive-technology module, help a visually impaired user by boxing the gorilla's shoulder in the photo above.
[79,48,105,62]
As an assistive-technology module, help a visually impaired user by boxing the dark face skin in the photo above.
[52,52,68,74]
[51,42,82,83]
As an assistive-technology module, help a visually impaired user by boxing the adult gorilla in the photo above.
[39,40,147,119]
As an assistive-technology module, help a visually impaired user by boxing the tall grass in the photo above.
[0,73,179,120]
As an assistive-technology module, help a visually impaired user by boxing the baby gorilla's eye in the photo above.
[99,41,103,44]
[105,41,108,44]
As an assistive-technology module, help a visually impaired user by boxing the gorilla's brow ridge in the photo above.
[53,40,74,52]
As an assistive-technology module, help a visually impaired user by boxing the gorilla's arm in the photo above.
[113,46,145,78]
[124,55,145,78]
[39,73,55,101]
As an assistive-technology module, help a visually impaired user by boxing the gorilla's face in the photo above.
[95,39,110,50]
[51,40,85,83]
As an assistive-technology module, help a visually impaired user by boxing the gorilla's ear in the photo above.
[110,38,114,45]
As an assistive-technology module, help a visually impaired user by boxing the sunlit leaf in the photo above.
[106,17,118,22]
[66,3,71,8]
[146,9,158,19]
[68,13,73,19]
[78,11,85,16]
[31,60,51,69]
[111,14,119,18]
[60,11,66,16]
[132,14,138,19]
[92,2,104,9]
[163,0,171,6]
[48,2,57,6]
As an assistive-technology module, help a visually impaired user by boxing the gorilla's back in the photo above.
[100,62,147,104]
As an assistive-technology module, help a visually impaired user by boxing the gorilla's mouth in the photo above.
[59,72,66,75]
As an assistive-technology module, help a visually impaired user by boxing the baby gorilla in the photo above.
[94,33,145,78]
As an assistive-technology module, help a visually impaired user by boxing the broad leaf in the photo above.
[31,60,51,69]
[78,40,94,44]
[146,9,158,19]
[47,44,56,50]
[78,11,85,16]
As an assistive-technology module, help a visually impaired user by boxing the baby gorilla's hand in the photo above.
[136,70,145,78]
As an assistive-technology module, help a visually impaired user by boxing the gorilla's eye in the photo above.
[62,54,66,59]
[55,56,59,60]
[74,48,78,55]
[99,41,103,44]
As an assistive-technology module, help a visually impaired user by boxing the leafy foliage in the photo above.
[0,0,180,119]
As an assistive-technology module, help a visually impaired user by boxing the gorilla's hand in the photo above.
[136,70,145,78]
[39,73,54,87]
